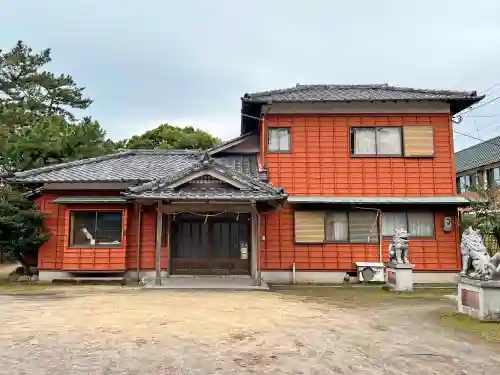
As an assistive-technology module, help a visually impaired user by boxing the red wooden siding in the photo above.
[260,113,461,272]
[263,114,456,196]
[36,191,169,272]
[62,205,127,271]
[260,205,460,272]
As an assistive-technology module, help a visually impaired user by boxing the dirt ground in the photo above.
[0,286,499,375]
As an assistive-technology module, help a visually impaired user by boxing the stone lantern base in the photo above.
[457,276,500,322]
[385,263,414,292]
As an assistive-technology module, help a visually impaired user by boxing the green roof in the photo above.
[287,196,469,206]
[52,197,128,204]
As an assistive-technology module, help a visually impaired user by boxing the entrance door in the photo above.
[170,213,250,275]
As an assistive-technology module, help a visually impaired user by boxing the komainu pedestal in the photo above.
[385,229,414,292]
[457,227,500,321]
[386,263,414,292]
[458,277,500,321]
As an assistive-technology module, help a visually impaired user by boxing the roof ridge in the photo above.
[129,153,276,195]
[455,135,500,155]
[244,83,478,99]
[13,150,135,178]
[207,132,254,155]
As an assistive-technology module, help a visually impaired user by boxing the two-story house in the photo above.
[455,135,500,196]
[10,84,482,285]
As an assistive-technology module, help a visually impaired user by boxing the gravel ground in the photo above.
[0,287,499,375]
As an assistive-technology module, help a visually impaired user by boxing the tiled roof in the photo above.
[10,149,261,183]
[243,84,483,113]
[455,135,500,173]
[126,153,285,201]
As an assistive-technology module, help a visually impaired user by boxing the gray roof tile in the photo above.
[10,150,261,183]
[455,135,500,173]
[243,84,483,113]
[126,153,284,201]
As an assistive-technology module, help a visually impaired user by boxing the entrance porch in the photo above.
[151,201,264,286]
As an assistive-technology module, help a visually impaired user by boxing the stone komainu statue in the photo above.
[388,229,409,264]
[461,226,500,281]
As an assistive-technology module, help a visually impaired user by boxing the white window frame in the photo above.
[268,127,291,152]
[382,212,435,238]
[351,127,402,156]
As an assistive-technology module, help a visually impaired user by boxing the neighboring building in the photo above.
[455,135,500,196]
[10,84,482,284]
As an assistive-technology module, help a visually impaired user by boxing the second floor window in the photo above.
[457,174,478,193]
[488,167,500,189]
[268,128,290,152]
[351,127,402,156]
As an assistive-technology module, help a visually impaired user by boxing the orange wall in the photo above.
[35,191,168,272]
[264,113,456,196]
[260,113,460,272]
[260,205,461,272]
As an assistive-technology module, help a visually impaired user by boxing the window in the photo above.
[382,212,434,238]
[488,167,500,189]
[325,212,348,241]
[268,128,290,152]
[70,211,123,246]
[458,174,478,193]
[351,127,402,156]
[325,210,379,243]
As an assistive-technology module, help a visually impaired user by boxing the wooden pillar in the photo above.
[251,204,260,285]
[166,213,171,277]
[155,200,163,285]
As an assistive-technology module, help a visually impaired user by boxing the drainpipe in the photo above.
[354,206,383,263]
[136,203,143,283]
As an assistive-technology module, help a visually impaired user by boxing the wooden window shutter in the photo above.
[403,126,434,156]
[294,211,325,243]
[348,211,379,243]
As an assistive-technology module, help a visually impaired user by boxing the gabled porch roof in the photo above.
[123,153,286,202]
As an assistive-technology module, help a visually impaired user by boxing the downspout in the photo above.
[259,101,273,170]
[136,203,143,283]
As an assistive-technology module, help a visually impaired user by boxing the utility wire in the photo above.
[453,129,500,148]
[459,94,500,116]
[479,83,500,95]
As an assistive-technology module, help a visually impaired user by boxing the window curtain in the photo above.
[268,129,290,151]
[326,212,348,241]
[268,129,280,151]
[376,128,402,155]
[408,212,434,237]
[381,212,407,236]
[353,128,376,155]
[278,129,290,151]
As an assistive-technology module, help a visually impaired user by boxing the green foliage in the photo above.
[0,40,223,271]
[0,186,49,273]
[462,186,500,252]
[0,40,92,121]
[123,123,221,150]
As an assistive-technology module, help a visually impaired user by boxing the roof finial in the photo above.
[201,152,211,164]
[296,82,301,87]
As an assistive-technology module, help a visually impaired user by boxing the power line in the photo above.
[453,129,500,148]
[459,94,500,116]
[475,118,500,131]
[479,83,500,95]
[461,114,500,118]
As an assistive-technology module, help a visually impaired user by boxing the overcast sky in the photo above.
[1,0,499,150]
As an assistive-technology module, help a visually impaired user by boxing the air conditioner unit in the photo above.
[355,262,385,283]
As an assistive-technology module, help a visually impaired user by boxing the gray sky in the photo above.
[1,0,499,150]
